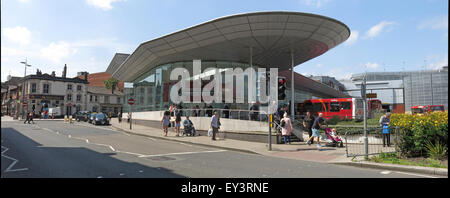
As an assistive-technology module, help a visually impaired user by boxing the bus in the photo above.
[299,98,364,120]
[411,105,445,115]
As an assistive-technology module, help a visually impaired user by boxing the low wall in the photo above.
[124,110,269,133]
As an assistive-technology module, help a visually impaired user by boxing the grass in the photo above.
[369,152,447,169]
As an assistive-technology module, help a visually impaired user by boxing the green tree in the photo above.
[103,78,119,94]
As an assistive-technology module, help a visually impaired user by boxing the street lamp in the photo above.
[20,59,31,119]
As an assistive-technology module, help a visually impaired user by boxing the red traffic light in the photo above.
[280,79,285,84]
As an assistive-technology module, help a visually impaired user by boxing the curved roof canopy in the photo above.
[108,11,350,82]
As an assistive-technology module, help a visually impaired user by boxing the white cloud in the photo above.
[316,64,323,68]
[364,21,396,39]
[344,30,359,45]
[300,0,332,8]
[365,62,379,69]
[418,15,448,30]
[40,41,71,63]
[86,0,125,11]
[2,26,31,45]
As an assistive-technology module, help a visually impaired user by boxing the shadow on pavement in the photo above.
[1,127,185,178]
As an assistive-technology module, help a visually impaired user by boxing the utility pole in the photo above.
[363,72,368,159]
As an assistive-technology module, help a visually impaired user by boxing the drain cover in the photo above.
[148,156,176,161]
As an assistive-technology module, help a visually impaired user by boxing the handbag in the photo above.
[207,128,213,137]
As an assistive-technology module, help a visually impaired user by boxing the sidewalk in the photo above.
[110,119,448,177]
[110,119,350,164]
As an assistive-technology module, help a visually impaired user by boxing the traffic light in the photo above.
[278,77,286,100]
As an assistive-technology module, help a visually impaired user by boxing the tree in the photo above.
[103,78,119,94]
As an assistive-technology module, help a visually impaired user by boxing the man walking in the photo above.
[379,112,391,147]
[307,113,326,148]
[211,111,221,141]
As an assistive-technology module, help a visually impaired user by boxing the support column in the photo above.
[291,50,295,121]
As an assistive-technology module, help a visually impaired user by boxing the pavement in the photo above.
[109,118,448,177]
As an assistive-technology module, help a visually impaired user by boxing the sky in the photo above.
[1,0,448,82]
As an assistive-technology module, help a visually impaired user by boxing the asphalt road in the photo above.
[1,119,440,178]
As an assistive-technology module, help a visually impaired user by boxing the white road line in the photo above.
[1,146,28,173]
[178,142,193,147]
[116,150,146,156]
[380,171,391,174]
[138,150,226,158]
[394,171,438,178]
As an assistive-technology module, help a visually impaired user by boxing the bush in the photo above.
[390,111,448,158]
[326,115,341,125]
[425,140,448,160]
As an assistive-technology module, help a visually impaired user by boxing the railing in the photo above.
[173,108,273,122]
[342,126,399,157]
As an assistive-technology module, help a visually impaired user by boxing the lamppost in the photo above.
[20,59,31,119]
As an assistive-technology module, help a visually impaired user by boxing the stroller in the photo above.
[182,119,196,136]
[324,128,344,147]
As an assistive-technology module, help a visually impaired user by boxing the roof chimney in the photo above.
[51,71,56,77]
[62,64,67,78]
[84,72,89,82]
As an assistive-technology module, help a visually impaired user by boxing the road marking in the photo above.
[138,150,226,158]
[178,142,193,147]
[1,146,28,173]
[116,150,145,156]
[139,170,143,173]
[380,171,391,174]
[97,176,103,178]
[120,173,125,176]
[393,171,438,178]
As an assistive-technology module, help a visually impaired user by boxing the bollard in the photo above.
[69,116,73,124]
[64,115,67,123]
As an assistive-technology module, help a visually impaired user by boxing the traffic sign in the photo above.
[366,93,377,98]
[128,98,135,105]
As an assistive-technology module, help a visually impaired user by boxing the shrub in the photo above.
[326,115,341,125]
[390,111,448,158]
[425,140,448,160]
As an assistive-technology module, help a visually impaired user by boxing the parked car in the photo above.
[74,111,91,122]
[88,113,97,123]
[93,113,109,125]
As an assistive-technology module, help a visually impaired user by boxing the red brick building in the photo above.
[77,72,124,92]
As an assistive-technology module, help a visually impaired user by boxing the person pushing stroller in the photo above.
[182,116,196,136]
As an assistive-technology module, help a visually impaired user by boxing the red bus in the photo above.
[411,105,445,115]
[368,99,382,112]
[299,98,364,120]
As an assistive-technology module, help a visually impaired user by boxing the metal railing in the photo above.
[173,108,274,122]
[343,126,400,157]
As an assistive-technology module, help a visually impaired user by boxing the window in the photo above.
[76,95,81,102]
[330,102,340,112]
[67,94,72,101]
[90,95,93,102]
[31,100,35,104]
[117,97,121,104]
[76,106,81,112]
[43,84,49,94]
[67,84,72,90]
[93,106,98,112]
[77,85,82,91]
[102,106,107,113]
[95,96,98,102]
[341,102,351,110]
[313,102,328,112]
[104,96,109,103]
[31,83,36,93]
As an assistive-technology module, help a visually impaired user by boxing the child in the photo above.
[330,128,340,140]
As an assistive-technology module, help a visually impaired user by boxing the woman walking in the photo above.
[161,111,170,136]
[175,112,181,137]
[281,112,293,144]
[303,111,315,144]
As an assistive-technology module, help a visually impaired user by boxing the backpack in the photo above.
[280,119,286,128]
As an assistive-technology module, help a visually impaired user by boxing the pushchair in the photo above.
[324,128,344,147]
[182,120,196,136]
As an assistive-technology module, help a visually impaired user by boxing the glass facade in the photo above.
[122,60,347,115]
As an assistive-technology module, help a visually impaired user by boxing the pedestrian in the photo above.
[23,111,30,124]
[211,111,221,141]
[303,111,315,144]
[28,112,35,124]
[280,112,293,144]
[127,112,131,123]
[118,111,122,123]
[161,111,171,137]
[379,112,391,147]
[175,111,181,137]
[183,116,195,136]
[193,105,200,117]
[307,113,327,148]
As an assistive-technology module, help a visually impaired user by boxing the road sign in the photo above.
[366,93,377,98]
[128,98,135,105]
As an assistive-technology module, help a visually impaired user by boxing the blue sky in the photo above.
[1,0,448,82]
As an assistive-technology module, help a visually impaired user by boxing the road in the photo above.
[1,119,440,178]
